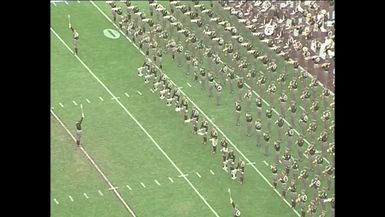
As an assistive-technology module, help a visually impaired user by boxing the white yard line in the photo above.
[65,1,69,5]
[69,195,74,202]
[126,184,132,191]
[125,92,130,98]
[98,190,104,196]
[140,182,146,188]
[196,172,202,178]
[53,2,57,6]
[50,109,136,216]
[263,160,269,166]
[99,96,104,101]
[90,5,299,215]
[86,98,91,103]
[109,186,119,190]
[72,100,78,106]
[187,82,192,87]
[52,26,220,217]
[83,193,89,199]
[178,174,189,178]
[210,170,215,175]
[150,89,155,93]
[168,177,174,183]
[53,198,59,204]
[59,102,64,108]
[154,179,161,186]
[137,90,142,95]
[246,162,256,165]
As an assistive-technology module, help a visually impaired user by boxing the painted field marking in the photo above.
[98,96,104,101]
[210,170,215,175]
[86,98,91,103]
[126,184,132,191]
[72,100,78,106]
[64,1,68,5]
[196,172,201,178]
[125,92,130,98]
[54,198,59,204]
[137,90,142,95]
[150,89,155,93]
[140,182,146,188]
[109,186,119,190]
[59,102,64,108]
[187,82,192,87]
[263,160,269,166]
[98,190,104,196]
[50,108,136,216]
[83,193,89,199]
[168,177,174,183]
[69,195,74,202]
[53,2,57,6]
[77,0,80,3]
[111,96,120,100]
[247,162,256,165]
[154,179,161,186]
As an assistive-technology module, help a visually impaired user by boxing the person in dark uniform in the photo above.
[215,82,222,106]
[245,112,253,136]
[207,72,215,97]
[229,151,237,180]
[279,171,289,198]
[255,119,262,147]
[297,189,308,217]
[75,115,84,146]
[271,164,279,188]
[198,119,209,144]
[282,149,292,176]
[235,100,241,126]
[237,78,244,101]
[220,138,229,171]
[190,107,199,134]
[199,68,206,90]
[266,107,273,132]
[295,135,305,162]
[70,25,79,55]
[285,126,295,149]
[298,167,310,191]
[237,159,245,184]
[305,144,316,170]
[322,165,334,191]
[288,182,297,208]
[309,175,321,200]
[256,96,263,119]
[230,197,241,217]
[273,140,281,165]
[209,128,218,154]
[275,115,284,140]
[226,70,236,94]
[263,131,270,156]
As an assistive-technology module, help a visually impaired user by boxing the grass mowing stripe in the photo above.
[52,26,220,217]
[50,109,137,217]
[90,3,299,215]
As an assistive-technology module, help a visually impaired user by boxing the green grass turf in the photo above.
[51,1,333,217]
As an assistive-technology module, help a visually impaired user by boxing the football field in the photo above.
[51,1,334,217]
